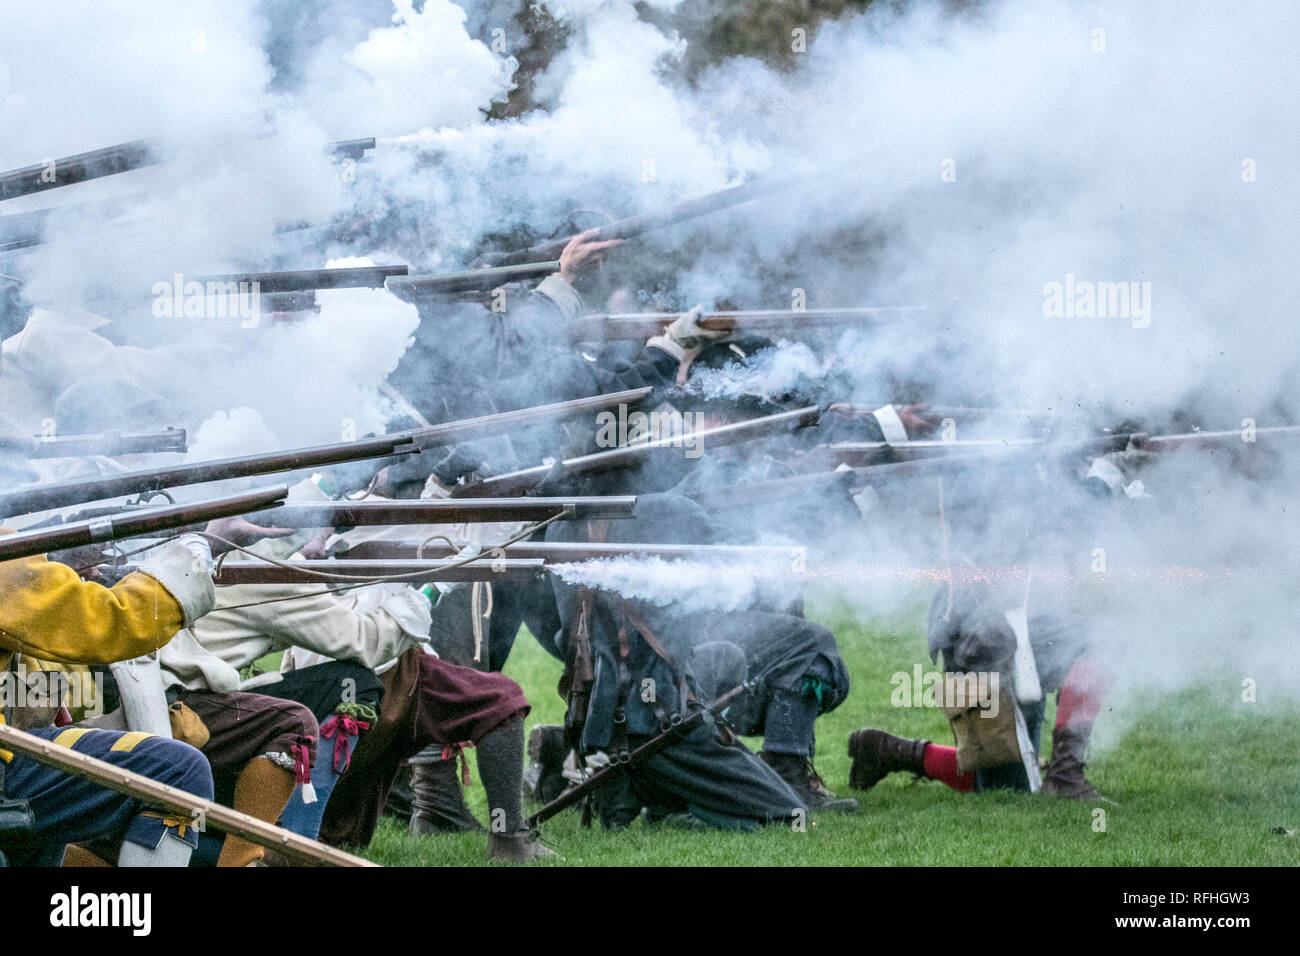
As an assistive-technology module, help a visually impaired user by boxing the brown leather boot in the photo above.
[487,829,557,863]
[1042,724,1113,802]
[847,729,929,791]
[760,751,859,813]
[217,756,296,867]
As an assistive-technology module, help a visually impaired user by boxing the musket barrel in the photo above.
[1,393,658,517]
[495,175,798,267]
[187,264,408,295]
[690,431,1146,507]
[0,486,289,562]
[0,138,158,202]
[827,437,1049,466]
[0,136,375,203]
[1139,425,1300,448]
[458,405,821,496]
[335,540,796,562]
[845,426,1300,480]
[210,557,546,585]
[569,306,926,340]
[264,495,637,527]
[28,428,188,460]
[397,387,652,450]
[567,405,820,474]
[0,434,417,518]
[838,434,1127,486]
[331,137,377,160]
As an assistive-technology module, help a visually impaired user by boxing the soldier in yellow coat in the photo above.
[0,411,279,866]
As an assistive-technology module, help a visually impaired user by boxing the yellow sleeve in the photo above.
[0,553,185,666]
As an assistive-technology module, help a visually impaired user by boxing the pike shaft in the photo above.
[0,723,376,867]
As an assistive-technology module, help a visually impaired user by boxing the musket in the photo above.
[0,722,376,867]
[491,174,798,267]
[260,496,637,527]
[1134,425,1300,450]
[0,201,350,258]
[453,405,822,498]
[183,264,408,295]
[128,265,409,317]
[331,137,376,161]
[0,390,653,518]
[335,540,797,563]
[837,404,1058,428]
[395,387,651,450]
[0,433,418,519]
[566,306,926,341]
[0,196,133,253]
[28,427,188,459]
[26,494,639,539]
[692,425,1300,508]
[526,662,777,830]
[914,406,1057,423]
[0,135,374,203]
[385,261,561,302]
[0,137,157,203]
[825,437,1051,467]
[0,486,288,563]
[844,425,1300,481]
[208,557,547,585]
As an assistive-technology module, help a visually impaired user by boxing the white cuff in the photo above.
[175,533,213,576]
[137,539,216,627]
[1086,457,1126,495]
[646,335,689,361]
[873,405,909,444]
[534,274,586,321]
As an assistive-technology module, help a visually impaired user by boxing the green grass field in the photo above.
[359,591,1300,867]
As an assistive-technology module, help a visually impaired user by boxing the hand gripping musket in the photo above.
[452,405,823,498]
[490,174,799,268]
[0,388,651,518]
[28,427,188,460]
[0,722,376,866]
[525,654,785,830]
[0,487,289,563]
[566,306,926,341]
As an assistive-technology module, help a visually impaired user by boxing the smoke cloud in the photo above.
[2,0,1296,733]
